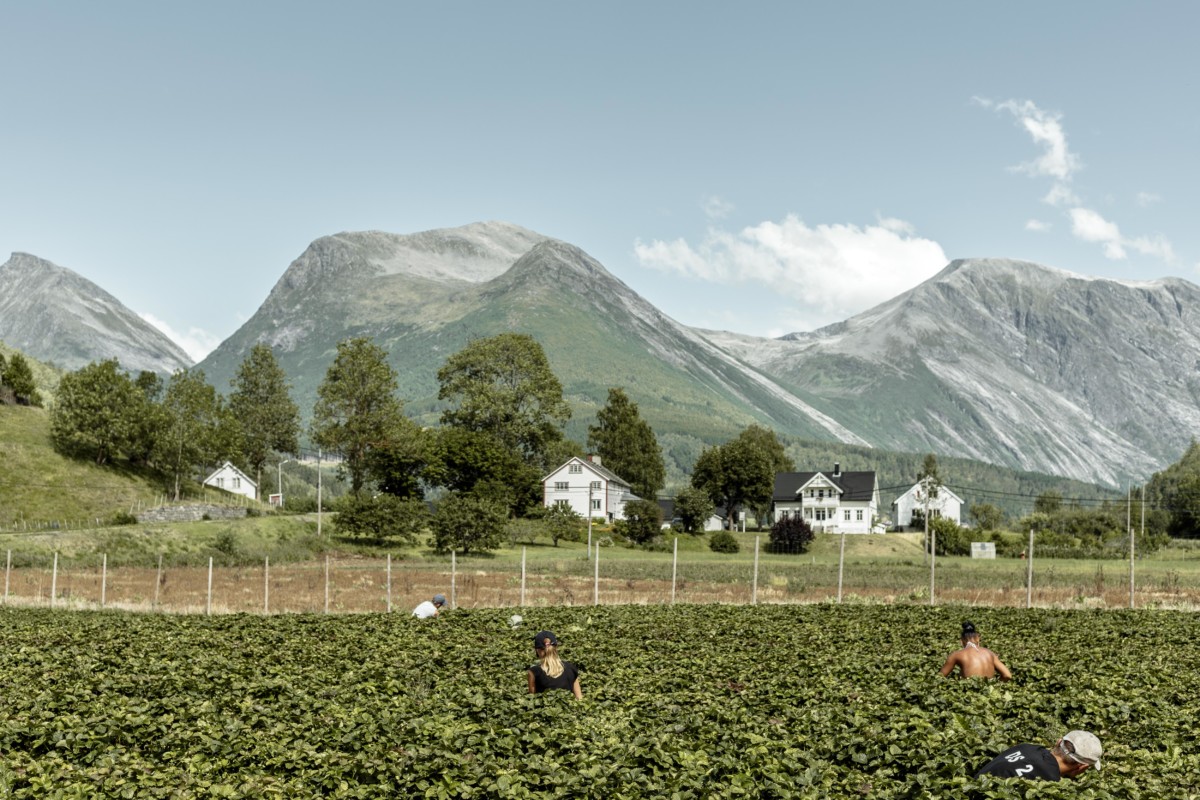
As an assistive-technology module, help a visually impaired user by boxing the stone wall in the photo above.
[137,504,248,524]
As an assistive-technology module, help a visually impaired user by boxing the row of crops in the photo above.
[0,603,1197,798]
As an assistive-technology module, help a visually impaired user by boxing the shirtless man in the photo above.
[939,621,1012,681]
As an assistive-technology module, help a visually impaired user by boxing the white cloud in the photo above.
[634,215,947,328]
[140,313,221,363]
[1135,191,1162,207]
[702,195,734,220]
[1025,219,1051,232]
[977,97,1080,207]
[1068,208,1176,262]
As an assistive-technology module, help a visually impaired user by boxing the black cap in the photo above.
[533,630,558,649]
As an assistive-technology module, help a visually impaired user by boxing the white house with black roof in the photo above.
[771,463,880,534]
[892,482,963,529]
[542,455,638,522]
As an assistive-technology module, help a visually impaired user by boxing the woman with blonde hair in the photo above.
[527,630,582,699]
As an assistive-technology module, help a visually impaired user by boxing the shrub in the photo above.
[622,498,663,546]
[108,511,139,526]
[929,517,971,556]
[430,492,506,554]
[335,494,429,544]
[769,515,814,554]
[709,530,740,554]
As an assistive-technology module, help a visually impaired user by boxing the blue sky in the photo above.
[3,2,1197,361]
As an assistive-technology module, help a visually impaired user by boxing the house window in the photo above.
[216,477,225,488]
[233,477,241,489]
[591,480,601,490]
[592,499,601,510]
[844,509,851,521]
[815,509,826,521]
[554,482,569,491]
[569,464,583,474]
[818,489,824,499]
[781,510,790,521]
[856,510,863,521]
[554,500,570,510]
[808,489,814,498]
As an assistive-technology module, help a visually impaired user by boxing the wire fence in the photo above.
[2,535,1198,615]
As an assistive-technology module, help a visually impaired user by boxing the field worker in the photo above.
[412,593,447,619]
[940,620,1012,681]
[527,630,582,699]
[976,730,1102,780]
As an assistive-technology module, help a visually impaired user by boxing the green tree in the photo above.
[915,453,943,557]
[367,424,435,501]
[738,425,794,525]
[2,353,42,407]
[229,344,301,496]
[769,514,814,554]
[334,494,429,544]
[311,338,406,495]
[155,369,234,501]
[930,517,971,556]
[968,502,1005,531]
[673,486,716,534]
[620,497,663,545]
[587,387,665,500]
[431,492,507,554]
[50,359,139,464]
[427,427,541,516]
[544,503,584,547]
[1034,490,1063,515]
[437,333,571,472]
[691,427,778,529]
[126,371,167,467]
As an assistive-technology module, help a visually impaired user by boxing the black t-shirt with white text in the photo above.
[975,743,1061,780]
[529,661,579,694]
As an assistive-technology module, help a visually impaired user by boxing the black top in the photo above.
[529,661,579,693]
[975,744,1061,781]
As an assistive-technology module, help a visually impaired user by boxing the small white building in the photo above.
[542,455,637,522]
[657,499,726,531]
[892,482,964,529]
[203,461,257,501]
[771,463,880,534]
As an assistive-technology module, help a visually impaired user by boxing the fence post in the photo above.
[386,554,392,613]
[324,555,330,614]
[520,546,526,607]
[451,551,457,610]
[51,552,58,609]
[1026,529,1034,609]
[101,553,107,608]
[837,530,846,603]
[929,526,937,607]
[206,557,213,616]
[154,554,163,609]
[671,536,678,605]
[4,550,9,604]
[752,536,759,605]
[264,556,270,614]
[593,541,600,605]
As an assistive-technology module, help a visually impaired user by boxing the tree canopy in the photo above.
[437,333,571,473]
[587,387,665,501]
[691,426,787,528]
[311,338,407,495]
[50,359,139,465]
[229,344,300,494]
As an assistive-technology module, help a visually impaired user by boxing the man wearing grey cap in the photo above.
[412,593,447,618]
[976,730,1102,781]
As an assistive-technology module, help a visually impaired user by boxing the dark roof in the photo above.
[773,470,877,503]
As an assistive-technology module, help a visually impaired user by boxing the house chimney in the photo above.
[588,454,602,466]
[833,462,841,477]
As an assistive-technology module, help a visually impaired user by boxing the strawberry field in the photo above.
[0,604,1197,799]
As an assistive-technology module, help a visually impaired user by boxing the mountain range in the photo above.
[4,223,1197,487]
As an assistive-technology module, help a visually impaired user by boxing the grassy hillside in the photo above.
[0,340,61,406]
[0,405,163,528]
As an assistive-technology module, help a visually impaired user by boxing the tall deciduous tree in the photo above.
[2,353,42,407]
[587,387,665,500]
[437,333,571,472]
[50,359,139,464]
[691,426,780,529]
[311,337,406,495]
[229,344,300,496]
[155,369,237,500]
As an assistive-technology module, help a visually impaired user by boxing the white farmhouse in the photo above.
[542,455,637,522]
[771,463,880,534]
[203,461,257,501]
[892,483,964,529]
